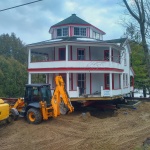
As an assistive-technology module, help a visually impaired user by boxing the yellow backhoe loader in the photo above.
[6,75,74,124]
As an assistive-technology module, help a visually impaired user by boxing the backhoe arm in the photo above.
[51,76,74,117]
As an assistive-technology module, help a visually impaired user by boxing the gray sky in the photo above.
[0,0,125,44]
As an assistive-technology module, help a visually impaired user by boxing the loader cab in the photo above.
[24,84,52,106]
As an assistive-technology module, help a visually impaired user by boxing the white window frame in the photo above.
[74,27,86,36]
[57,27,68,37]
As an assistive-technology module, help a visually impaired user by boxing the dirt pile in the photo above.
[0,101,150,150]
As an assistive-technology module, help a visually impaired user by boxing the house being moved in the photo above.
[27,14,134,101]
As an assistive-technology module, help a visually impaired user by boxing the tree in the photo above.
[130,41,150,97]
[0,56,27,97]
[123,0,150,78]
[0,33,27,64]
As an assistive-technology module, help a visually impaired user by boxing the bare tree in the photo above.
[123,0,150,77]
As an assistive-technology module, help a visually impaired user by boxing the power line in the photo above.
[0,0,44,12]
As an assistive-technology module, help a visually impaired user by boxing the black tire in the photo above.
[10,108,19,121]
[6,115,14,124]
[27,108,42,124]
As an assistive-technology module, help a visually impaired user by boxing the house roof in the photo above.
[50,14,105,34]
[27,37,126,48]
[104,38,127,45]
[51,14,91,27]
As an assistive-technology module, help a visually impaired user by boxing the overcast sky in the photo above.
[0,0,126,44]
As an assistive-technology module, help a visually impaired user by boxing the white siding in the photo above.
[91,73,104,94]
[114,73,120,89]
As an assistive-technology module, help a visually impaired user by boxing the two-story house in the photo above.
[27,14,134,101]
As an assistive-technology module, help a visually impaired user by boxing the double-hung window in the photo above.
[74,27,86,36]
[57,27,68,37]
[77,49,85,60]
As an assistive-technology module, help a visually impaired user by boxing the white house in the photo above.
[27,14,134,101]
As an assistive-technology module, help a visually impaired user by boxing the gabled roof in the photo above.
[51,14,91,28]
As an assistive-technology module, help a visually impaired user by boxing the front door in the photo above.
[77,73,85,95]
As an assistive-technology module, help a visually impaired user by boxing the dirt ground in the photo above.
[0,101,150,150]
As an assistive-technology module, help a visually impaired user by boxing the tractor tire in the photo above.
[10,108,19,121]
[6,115,14,124]
[27,108,42,124]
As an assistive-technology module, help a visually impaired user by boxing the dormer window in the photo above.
[74,27,86,36]
[93,31,100,39]
[57,27,68,37]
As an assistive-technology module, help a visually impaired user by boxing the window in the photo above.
[105,74,110,89]
[104,50,109,61]
[124,51,127,65]
[93,31,100,39]
[57,27,68,37]
[123,73,128,87]
[59,48,66,60]
[77,49,85,60]
[62,28,68,36]
[74,27,86,36]
[123,74,126,87]
[126,74,128,87]
[57,29,62,36]
[96,33,100,39]
[78,74,85,95]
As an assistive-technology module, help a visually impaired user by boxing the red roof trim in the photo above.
[28,68,123,72]
[50,24,105,35]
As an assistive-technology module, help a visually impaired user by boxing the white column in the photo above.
[121,73,123,95]
[66,72,69,92]
[66,45,68,61]
[46,73,49,83]
[28,73,31,84]
[109,73,112,96]
[28,48,31,66]
[109,46,112,62]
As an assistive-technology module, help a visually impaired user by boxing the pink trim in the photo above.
[112,49,113,61]
[70,46,72,60]
[50,24,105,34]
[54,47,55,60]
[28,68,124,72]
[89,46,91,60]
[112,74,114,89]
[71,73,73,90]
[104,73,110,90]
[90,73,92,94]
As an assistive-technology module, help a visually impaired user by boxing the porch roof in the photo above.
[27,37,126,50]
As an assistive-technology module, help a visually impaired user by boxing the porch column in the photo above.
[66,45,68,62]
[109,73,112,96]
[121,73,123,94]
[109,46,112,62]
[66,72,69,92]
[28,73,31,84]
[46,73,49,84]
[28,48,31,66]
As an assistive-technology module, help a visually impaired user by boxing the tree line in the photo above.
[0,33,27,97]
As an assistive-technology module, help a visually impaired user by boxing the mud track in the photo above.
[0,102,150,150]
